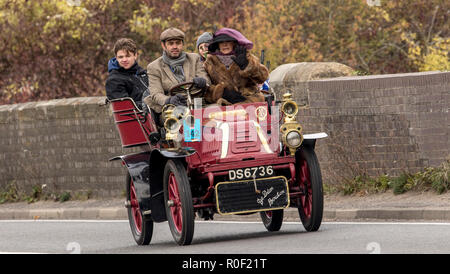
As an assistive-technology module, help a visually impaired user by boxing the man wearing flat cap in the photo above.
[144,27,210,114]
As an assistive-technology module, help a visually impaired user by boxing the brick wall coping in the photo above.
[310,70,448,81]
[0,97,106,112]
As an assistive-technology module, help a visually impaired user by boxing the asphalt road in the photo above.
[1,220,450,254]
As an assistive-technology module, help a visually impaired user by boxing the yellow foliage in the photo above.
[403,34,450,71]
[230,0,310,69]
[129,5,162,38]
[420,38,450,71]
[43,0,93,41]
[1,0,449,104]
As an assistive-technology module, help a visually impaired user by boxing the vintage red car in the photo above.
[108,81,327,246]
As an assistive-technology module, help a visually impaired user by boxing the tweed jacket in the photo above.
[144,52,210,113]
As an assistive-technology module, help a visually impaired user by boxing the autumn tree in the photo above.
[230,0,449,74]
[0,0,142,104]
[0,0,448,104]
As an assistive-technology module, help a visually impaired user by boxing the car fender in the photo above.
[110,151,155,218]
[301,132,328,149]
[110,150,168,222]
[109,147,196,222]
[157,147,197,158]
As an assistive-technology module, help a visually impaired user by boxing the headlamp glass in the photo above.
[282,101,298,116]
[286,131,302,147]
[165,118,181,133]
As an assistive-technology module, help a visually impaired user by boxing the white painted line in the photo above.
[196,220,263,225]
[322,221,450,226]
[0,220,128,223]
[196,220,450,226]
[0,252,49,254]
[1,219,450,226]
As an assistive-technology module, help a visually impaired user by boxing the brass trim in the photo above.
[281,100,299,118]
[255,106,267,121]
[280,121,303,155]
[215,176,290,215]
[163,108,181,142]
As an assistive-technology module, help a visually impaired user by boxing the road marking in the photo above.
[0,252,48,254]
[197,220,450,226]
[0,220,128,223]
[323,221,450,226]
[1,220,450,226]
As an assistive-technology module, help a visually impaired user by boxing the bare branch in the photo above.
[426,5,440,49]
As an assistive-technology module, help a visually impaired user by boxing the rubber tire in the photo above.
[296,146,323,232]
[126,173,153,245]
[163,159,195,246]
[260,209,284,231]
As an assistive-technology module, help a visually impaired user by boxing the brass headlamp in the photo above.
[163,107,181,142]
[280,92,303,155]
[162,104,175,120]
[162,104,189,121]
[281,93,299,122]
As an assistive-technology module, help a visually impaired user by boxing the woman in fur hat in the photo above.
[203,28,269,105]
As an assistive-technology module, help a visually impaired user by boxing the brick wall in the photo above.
[271,69,449,184]
[0,69,448,197]
[0,97,130,197]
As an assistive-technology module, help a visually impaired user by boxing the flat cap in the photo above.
[160,27,185,42]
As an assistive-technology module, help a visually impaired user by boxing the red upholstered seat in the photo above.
[110,98,154,148]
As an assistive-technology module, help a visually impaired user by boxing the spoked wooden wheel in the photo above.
[126,173,153,245]
[295,146,323,231]
[163,159,195,245]
[260,209,284,231]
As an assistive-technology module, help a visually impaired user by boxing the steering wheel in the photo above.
[169,81,203,96]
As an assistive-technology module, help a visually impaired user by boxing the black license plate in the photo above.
[215,176,289,215]
[228,165,273,181]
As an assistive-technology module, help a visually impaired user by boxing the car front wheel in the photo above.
[163,159,195,245]
[295,146,323,232]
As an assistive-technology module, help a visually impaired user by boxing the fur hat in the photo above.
[208,34,237,52]
[208,28,253,53]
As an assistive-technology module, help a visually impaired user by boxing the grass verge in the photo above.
[325,159,449,196]
[0,182,92,204]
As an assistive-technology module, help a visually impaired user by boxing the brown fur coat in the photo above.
[203,53,269,105]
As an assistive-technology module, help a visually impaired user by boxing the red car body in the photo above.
[108,92,326,246]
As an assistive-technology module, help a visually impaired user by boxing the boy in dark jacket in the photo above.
[105,38,149,110]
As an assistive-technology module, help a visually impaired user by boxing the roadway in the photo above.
[1,220,449,254]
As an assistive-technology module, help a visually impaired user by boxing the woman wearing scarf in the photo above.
[204,28,269,105]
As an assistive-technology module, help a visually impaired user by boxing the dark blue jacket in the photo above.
[105,57,149,110]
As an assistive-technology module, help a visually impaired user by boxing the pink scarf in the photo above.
[213,51,235,68]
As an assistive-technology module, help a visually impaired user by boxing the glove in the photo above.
[193,77,207,89]
[222,88,246,104]
[165,93,187,106]
[231,45,249,70]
